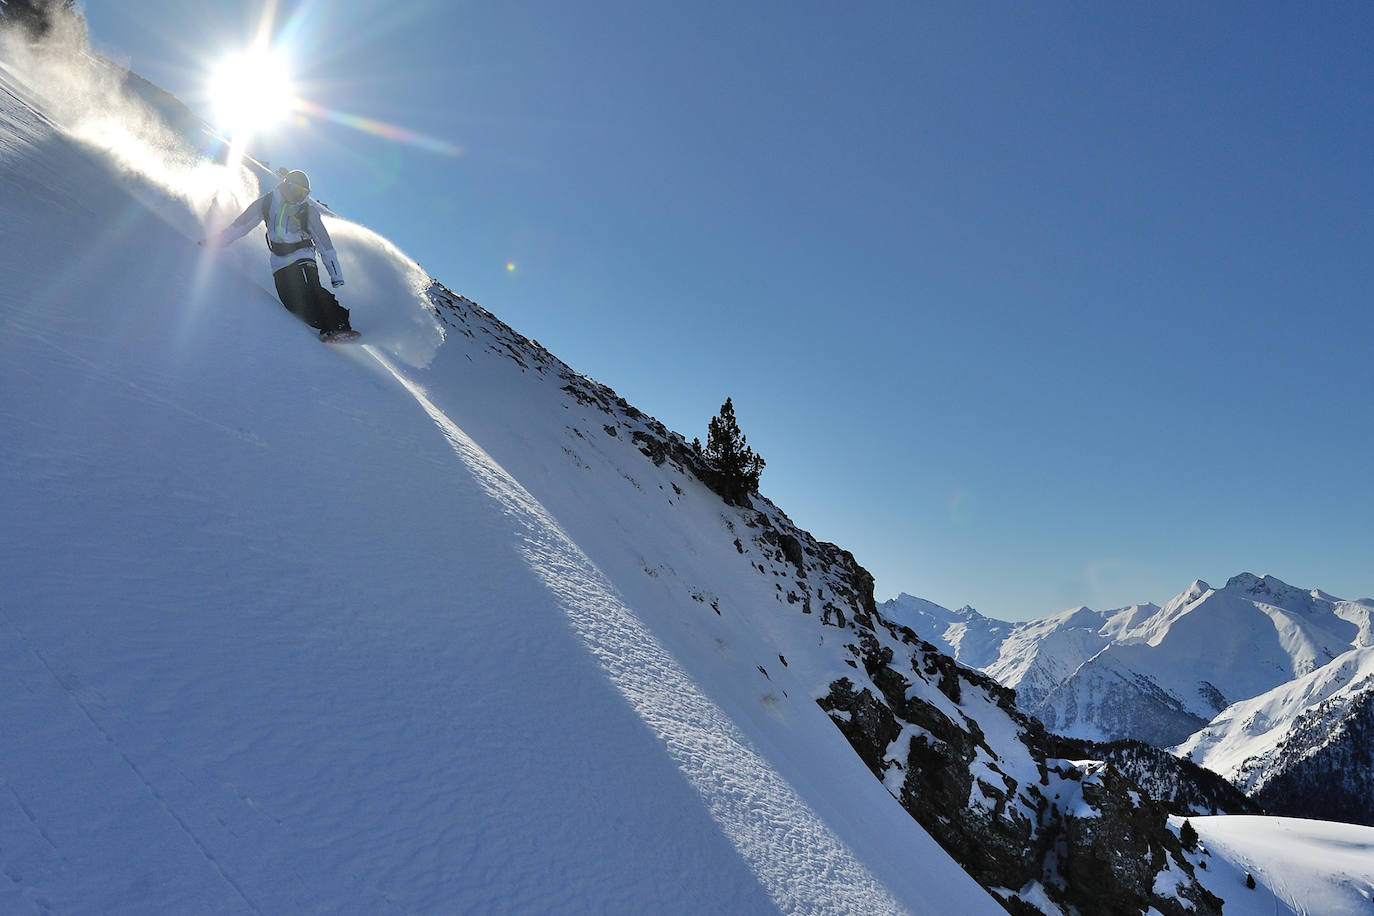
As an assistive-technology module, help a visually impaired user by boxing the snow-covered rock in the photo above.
[815,621,1222,915]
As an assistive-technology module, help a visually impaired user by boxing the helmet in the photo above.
[283,169,310,193]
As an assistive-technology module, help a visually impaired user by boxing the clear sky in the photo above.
[80,1,1374,621]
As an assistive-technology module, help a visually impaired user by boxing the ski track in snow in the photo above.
[366,346,909,916]
[0,604,272,915]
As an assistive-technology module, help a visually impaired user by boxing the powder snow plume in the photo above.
[1,22,444,367]
[1,21,255,234]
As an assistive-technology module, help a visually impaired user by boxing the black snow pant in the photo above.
[272,259,350,332]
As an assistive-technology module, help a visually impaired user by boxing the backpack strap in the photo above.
[260,190,316,256]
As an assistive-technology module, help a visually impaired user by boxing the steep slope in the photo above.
[424,267,1249,914]
[1176,647,1374,827]
[0,43,1001,915]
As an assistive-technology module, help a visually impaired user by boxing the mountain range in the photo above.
[884,573,1374,827]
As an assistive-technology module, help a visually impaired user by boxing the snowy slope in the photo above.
[1171,816,1374,915]
[1176,646,1374,788]
[1174,646,1374,826]
[0,39,1003,915]
[982,604,1155,711]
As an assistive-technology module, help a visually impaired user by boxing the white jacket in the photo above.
[218,187,344,284]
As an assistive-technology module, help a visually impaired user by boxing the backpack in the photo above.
[260,193,316,257]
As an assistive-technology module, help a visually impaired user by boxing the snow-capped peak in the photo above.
[889,593,980,625]
[882,594,1011,670]
[888,572,1374,750]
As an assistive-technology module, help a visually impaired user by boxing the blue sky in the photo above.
[82,2,1374,620]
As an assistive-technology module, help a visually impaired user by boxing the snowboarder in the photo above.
[204,169,356,341]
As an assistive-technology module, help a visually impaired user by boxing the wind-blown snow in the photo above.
[1,40,1002,915]
[2,32,443,371]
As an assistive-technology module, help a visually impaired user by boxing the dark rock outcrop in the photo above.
[814,598,1223,915]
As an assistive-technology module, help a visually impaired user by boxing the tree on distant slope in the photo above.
[694,397,765,507]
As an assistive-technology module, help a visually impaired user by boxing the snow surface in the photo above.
[0,40,1006,915]
[1174,815,1374,915]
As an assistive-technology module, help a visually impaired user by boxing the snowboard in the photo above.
[320,329,361,344]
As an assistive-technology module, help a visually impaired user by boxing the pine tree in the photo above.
[1179,819,1198,851]
[696,397,765,506]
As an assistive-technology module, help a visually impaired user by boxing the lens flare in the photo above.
[949,488,977,527]
[293,98,464,157]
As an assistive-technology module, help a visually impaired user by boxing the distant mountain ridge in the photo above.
[886,574,1374,744]
[884,575,1374,824]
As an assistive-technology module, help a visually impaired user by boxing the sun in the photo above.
[207,47,296,138]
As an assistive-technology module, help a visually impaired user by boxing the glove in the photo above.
[331,279,345,288]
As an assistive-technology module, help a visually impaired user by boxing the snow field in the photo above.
[1172,815,1374,915]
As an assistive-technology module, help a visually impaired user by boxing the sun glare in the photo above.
[208,48,295,137]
